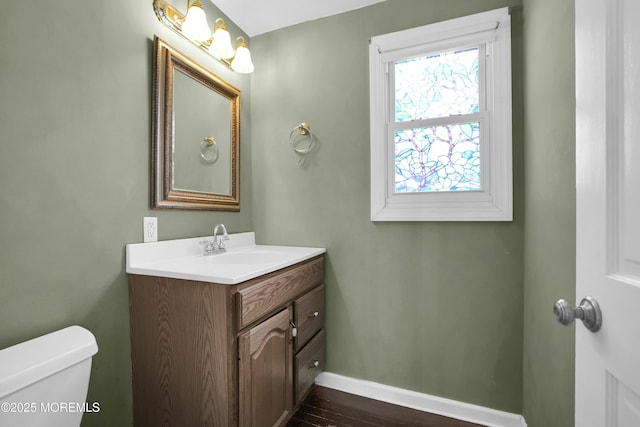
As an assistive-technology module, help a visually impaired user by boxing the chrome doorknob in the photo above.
[553,296,602,332]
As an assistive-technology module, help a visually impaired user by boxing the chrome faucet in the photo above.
[203,223,230,256]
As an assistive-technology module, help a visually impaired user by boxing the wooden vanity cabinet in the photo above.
[128,255,325,427]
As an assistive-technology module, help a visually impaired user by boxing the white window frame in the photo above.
[369,8,512,221]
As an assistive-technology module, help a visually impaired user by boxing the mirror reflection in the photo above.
[172,68,231,194]
[152,36,240,211]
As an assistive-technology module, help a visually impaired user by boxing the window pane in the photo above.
[395,48,479,122]
[394,122,481,192]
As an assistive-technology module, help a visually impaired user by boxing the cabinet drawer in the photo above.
[295,329,325,404]
[237,257,324,329]
[294,284,324,351]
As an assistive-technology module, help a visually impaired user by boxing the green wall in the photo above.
[0,0,576,425]
[521,0,576,425]
[251,0,525,413]
[0,1,251,426]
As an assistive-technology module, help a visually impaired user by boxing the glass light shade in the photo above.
[208,28,235,59]
[181,3,210,42]
[231,45,254,74]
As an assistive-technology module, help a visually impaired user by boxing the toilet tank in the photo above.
[0,326,99,427]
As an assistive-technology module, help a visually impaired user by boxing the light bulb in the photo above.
[181,1,210,42]
[231,38,254,74]
[209,27,234,59]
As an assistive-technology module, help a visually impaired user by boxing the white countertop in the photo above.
[126,232,326,285]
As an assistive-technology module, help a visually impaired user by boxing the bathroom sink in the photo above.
[126,232,325,284]
[203,249,291,265]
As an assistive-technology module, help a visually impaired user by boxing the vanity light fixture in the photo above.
[152,0,254,74]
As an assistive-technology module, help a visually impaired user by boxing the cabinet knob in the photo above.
[308,311,319,319]
[309,360,320,369]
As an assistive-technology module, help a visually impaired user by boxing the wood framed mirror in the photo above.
[152,36,240,211]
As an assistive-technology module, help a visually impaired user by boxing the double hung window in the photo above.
[370,8,512,221]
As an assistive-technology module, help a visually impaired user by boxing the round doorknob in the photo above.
[553,296,602,332]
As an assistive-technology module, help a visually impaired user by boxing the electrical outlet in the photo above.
[143,217,158,242]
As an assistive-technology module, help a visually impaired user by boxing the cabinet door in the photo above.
[238,308,293,427]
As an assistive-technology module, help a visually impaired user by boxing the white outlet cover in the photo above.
[143,217,158,243]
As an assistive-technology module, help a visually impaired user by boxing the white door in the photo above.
[574,0,640,425]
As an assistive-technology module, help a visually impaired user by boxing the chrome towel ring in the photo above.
[289,123,316,155]
[200,136,219,163]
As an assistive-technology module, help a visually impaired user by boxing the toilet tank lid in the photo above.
[0,325,98,399]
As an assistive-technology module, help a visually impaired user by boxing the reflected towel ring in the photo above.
[200,136,219,163]
[289,123,316,155]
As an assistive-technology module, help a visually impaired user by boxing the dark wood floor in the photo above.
[287,386,487,427]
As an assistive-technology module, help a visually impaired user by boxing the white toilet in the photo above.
[0,325,98,427]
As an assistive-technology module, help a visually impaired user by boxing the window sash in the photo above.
[387,113,490,196]
[388,44,487,125]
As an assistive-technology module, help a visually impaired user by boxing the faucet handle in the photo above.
[199,238,213,247]
[216,232,230,251]
[199,239,215,255]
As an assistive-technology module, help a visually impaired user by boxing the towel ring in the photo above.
[200,136,219,163]
[289,123,316,155]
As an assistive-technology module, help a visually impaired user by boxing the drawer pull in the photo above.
[290,320,297,338]
[308,311,319,319]
[309,360,320,369]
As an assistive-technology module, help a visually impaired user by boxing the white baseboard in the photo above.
[315,372,527,427]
